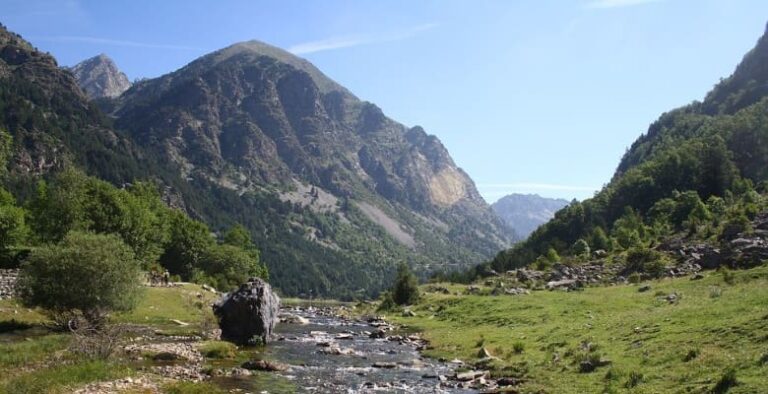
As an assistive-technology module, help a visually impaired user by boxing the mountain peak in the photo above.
[199,39,351,95]
[69,53,131,99]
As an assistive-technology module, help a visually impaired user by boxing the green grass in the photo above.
[0,284,221,392]
[113,284,218,331]
[164,381,228,394]
[0,360,132,394]
[200,341,237,359]
[0,334,69,372]
[393,265,768,393]
[0,299,50,325]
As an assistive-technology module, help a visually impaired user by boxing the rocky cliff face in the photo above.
[68,54,131,99]
[492,194,569,238]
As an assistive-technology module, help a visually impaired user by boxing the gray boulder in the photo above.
[213,278,280,345]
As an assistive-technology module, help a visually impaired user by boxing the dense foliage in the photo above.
[16,232,142,325]
[392,263,421,306]
[1,167,268,293]
[488,28,768,274]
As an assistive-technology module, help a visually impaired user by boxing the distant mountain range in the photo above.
[491,194,569,238]
[0,23,514,298]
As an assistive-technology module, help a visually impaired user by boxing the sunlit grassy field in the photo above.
[0,285,220,393]
[392,266,768,393]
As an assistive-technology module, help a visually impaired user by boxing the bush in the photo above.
[512,341,525,354]
[683,348,700,362]
[17,232,143,327]
[720,267,736,285]
[624,247,668,278]
[200,341,237,359]
[719,214,751,240]
[572,239,590,257]
[712,368,738,393]
[627,272,641,284]
[377,291,397,311]
[392,263,420,306]
[624,371,643,388]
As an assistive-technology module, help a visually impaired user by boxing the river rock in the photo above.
[456,370,488,381]
[280,313,310,325]
[242,359,289,372]
[213,278,280,345]
[369,329,386,339]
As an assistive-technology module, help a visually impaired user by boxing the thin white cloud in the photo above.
[31,35,204,51]
[288,23,438,55]
[586,0,663,9]
[478,183,598,192]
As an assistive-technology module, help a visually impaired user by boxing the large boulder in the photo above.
[213,278,280,345]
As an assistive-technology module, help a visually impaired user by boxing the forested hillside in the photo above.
[490,24,768,273]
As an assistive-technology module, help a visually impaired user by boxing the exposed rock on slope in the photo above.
[112,40,514,295]
[0,24,146,182]
[68,54,131,99]
[492,194,569,238]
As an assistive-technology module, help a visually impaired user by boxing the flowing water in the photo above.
[212,308,476,393]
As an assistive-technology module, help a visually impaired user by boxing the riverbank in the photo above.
[389,264,768,393]
[0,284,474,393]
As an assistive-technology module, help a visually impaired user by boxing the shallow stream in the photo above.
[213,308,475,393]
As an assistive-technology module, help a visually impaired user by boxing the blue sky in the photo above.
[3,0,768,202]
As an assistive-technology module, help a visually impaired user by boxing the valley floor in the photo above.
[391,265,768,393]
[0,284,292,394]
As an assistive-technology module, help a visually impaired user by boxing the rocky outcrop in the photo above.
[68,54,131,99]
[0,269,19,299]
[213,278,280,345]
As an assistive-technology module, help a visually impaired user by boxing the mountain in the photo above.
[67,54,131,99]
[0,24,152,185]
[0,23,512,298]
[490,23,768,272]
[491,194,569,238]
[111,40,514,297]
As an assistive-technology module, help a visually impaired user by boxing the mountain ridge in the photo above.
[491,193,569,238]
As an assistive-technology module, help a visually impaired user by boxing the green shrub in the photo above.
[392,263,420,306]
[377,292,397,311]
[624,371,643,388]
[719,214,751,240]
[683,348,700,362]
[512,341,525,354]
[720,267,736,285]
[200,341,237,359]
[628,272,641,284]
[625,247,668,278]
[572,239,590,257]
[712,368,738,393]
[17,232,143,326]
